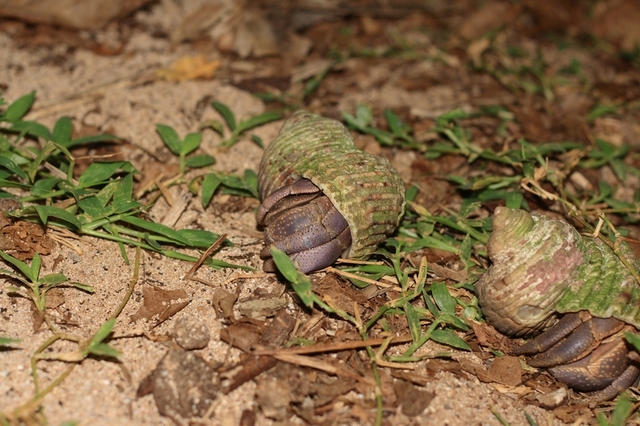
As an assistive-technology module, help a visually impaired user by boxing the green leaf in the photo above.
[587,104,618,122]
[52,116,73,144]
[403,302,422,342]
[119,216,191,246]
[624,331,640,352]
[181,132,202,156]
[88,342,122,358]
[176,229,225,249]
[64,133,120,149]
[211,101,236,131]
[0,155,28,180]
[430,329,471,351]
[156,124,182,155]
[89,318,116,346]
[243,169,258,194]
[28,205,82,228]
[3,91,35,122]
[355,104,373,126]
[505,191,524,209]
[78,162,135,188]
[0,250,37,282]
[185,154,216,169]
[78,196,111,219]
[236,110,282,134]
[201,119,225,136]
[68,281,94,293]
[431,282,456,314]
[40,273,69,286]
[28,141,57,182]
[86,318,121,358]
[30,253,42,282]
[459,234,472,267]
[0,336,21,346]
[610,391,633,426]
[30,176,61,192]
[342,104,373,130]
[251,134,264,148]
[385,109,403,135]
[201,173,222,207]
[112,174,140,213]
[270,247,315,308]
[9,120,51,140]
[610,158,626,181]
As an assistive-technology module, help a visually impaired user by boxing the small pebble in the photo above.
[173,316,210,350]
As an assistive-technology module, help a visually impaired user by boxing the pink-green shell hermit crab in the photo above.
[256,110,406,274]
[477,207,640,401]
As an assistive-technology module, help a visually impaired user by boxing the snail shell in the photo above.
[476,207,640,337]
[257,110,406,260]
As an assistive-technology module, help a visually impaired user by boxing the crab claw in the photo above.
[257,178,352,274]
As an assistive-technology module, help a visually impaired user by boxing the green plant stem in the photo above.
[111,247,140,320]
[403,320,442,357]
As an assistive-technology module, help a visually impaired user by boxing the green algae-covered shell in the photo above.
[258,110,406,259]
[476,207,640,337]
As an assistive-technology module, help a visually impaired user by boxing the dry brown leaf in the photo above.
[156,55,221,82]
[237,296,288,320]
[470,320,519,354]
[233,9,279,58]
[212,287,239,320]
[0,213,52,261]
[458,1,515,40]
[130,285,190,323]
[476,355,523,387]
[0,0,154,29]
[169,2,228,44]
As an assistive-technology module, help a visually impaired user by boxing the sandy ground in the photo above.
[3,2,637,425]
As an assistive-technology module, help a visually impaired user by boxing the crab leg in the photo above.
[526,316,624,368]
[549,338,631,391]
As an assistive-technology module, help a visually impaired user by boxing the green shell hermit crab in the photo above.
[256,111,406,273]
[477,207,640,401]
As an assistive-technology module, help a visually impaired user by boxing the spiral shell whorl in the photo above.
[477,207,640,337]
[476,207,585,336]
[258,111,406,259]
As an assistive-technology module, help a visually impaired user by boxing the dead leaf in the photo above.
[130,285,190,324]
[470,320,520,354]
[523,0,587,32]
[212,287,239,320]
[220,322,263,353]
[477,356,522,387]
[220,310,295,393]
[169,2,227,44]
[313,273,368,316]
[237,295,288,320]
[156,55,220,82]
[536,387,569,409]
[553,403,593,423]
[0,214,52,261]
[233,9,279,58]
[593,0,640,50]
[458,1,516,40]
[0,0,154,29]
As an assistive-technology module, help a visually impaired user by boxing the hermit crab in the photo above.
[477,207,640,401]
[256,110,405,273]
